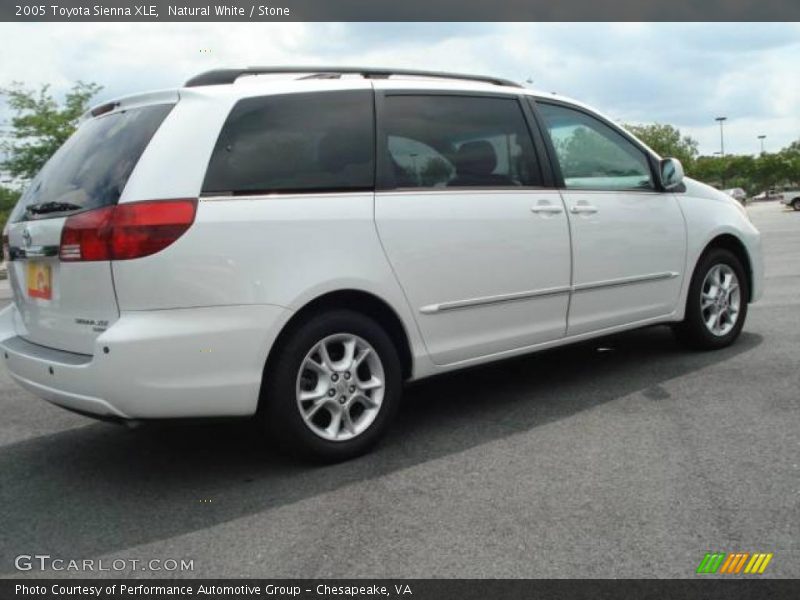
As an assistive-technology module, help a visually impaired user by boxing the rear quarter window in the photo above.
[11,104,174,222]
[202,90,375,195]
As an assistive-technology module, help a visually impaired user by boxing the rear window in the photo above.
[202,90,375,195]
[11,104,173,223]
[380,95,542,189]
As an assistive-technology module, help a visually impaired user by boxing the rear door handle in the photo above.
[569,204,598,214]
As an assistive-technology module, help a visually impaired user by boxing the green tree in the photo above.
[691,155,724,187]
[1,81,102,180]
[555,126,640,177]
[624,122,699,169]
[752,152,794,193]
[0,185,21,231]
[693,150,799,194]
[721,155,756,192]
[779,141,800,186]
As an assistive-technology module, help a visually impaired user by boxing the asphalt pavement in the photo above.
[0,201,797,579]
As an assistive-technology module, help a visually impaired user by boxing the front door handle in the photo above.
[531,201,563,215]
[569,204,598,215]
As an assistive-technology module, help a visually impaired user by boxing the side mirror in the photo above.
[659,157,685,190]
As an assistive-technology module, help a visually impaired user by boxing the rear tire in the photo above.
[673,248,749,350]
[261,309,402,462]
[792,198,800,211]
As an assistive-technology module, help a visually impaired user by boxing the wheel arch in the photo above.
[701,233,754,302]
[263,289,414,386]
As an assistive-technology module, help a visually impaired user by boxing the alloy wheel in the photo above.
[295,333,386,442]
[700,263,741,337]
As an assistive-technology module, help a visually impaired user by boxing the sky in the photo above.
[0,22,799,160]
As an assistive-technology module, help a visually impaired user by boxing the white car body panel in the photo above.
[0,303,288,418]
[561,189,686,335]
[780,190,800,206]
[112,191,431,372]
[675,178,764,310]
[375,189,571,365]
[5,217,120,355]
[0,74,764,420]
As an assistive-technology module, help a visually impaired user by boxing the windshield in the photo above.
[11,103,173,222]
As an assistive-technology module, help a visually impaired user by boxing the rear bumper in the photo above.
[1,335,127,418]
[0,303,290,419]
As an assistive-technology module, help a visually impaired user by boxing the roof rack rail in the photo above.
[184,67,522,88]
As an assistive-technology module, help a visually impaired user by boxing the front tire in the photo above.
[792,198,800,211]
[261,309,402,462]
[673,248,749,350]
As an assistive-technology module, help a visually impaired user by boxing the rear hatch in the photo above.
[4,100,175,355]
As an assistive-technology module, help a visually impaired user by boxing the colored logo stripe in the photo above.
[697,552,773,574]
[719,553,749,574]
[697,553,726,574]
[744,553,773,574]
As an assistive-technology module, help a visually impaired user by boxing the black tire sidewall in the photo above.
[262,309,402,462]
[792,199,800,211]
[681,248,749,349]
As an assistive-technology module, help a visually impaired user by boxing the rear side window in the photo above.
[12,104,173,222]
[380,95,542,189]
[203,90,375,194]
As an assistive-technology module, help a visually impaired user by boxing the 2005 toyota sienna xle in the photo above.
[0,67,763,461]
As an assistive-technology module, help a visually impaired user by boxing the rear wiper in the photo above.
[25,201,83,215]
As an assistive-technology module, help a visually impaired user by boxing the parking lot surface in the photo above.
[0,201,797,579]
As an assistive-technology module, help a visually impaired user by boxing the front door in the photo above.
[536,101,687,336]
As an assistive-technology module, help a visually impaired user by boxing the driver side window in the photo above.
[538,102,655,191]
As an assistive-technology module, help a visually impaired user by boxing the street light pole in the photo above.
[758,135,766,154]
[715,116,727,157]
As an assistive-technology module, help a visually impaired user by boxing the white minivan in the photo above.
[0,68,763,461]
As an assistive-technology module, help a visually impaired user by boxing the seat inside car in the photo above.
[449,140,512,187]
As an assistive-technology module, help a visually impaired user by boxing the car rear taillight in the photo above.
[60,199,197,262]
[110,200,197,260]
[59,205,116,261]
